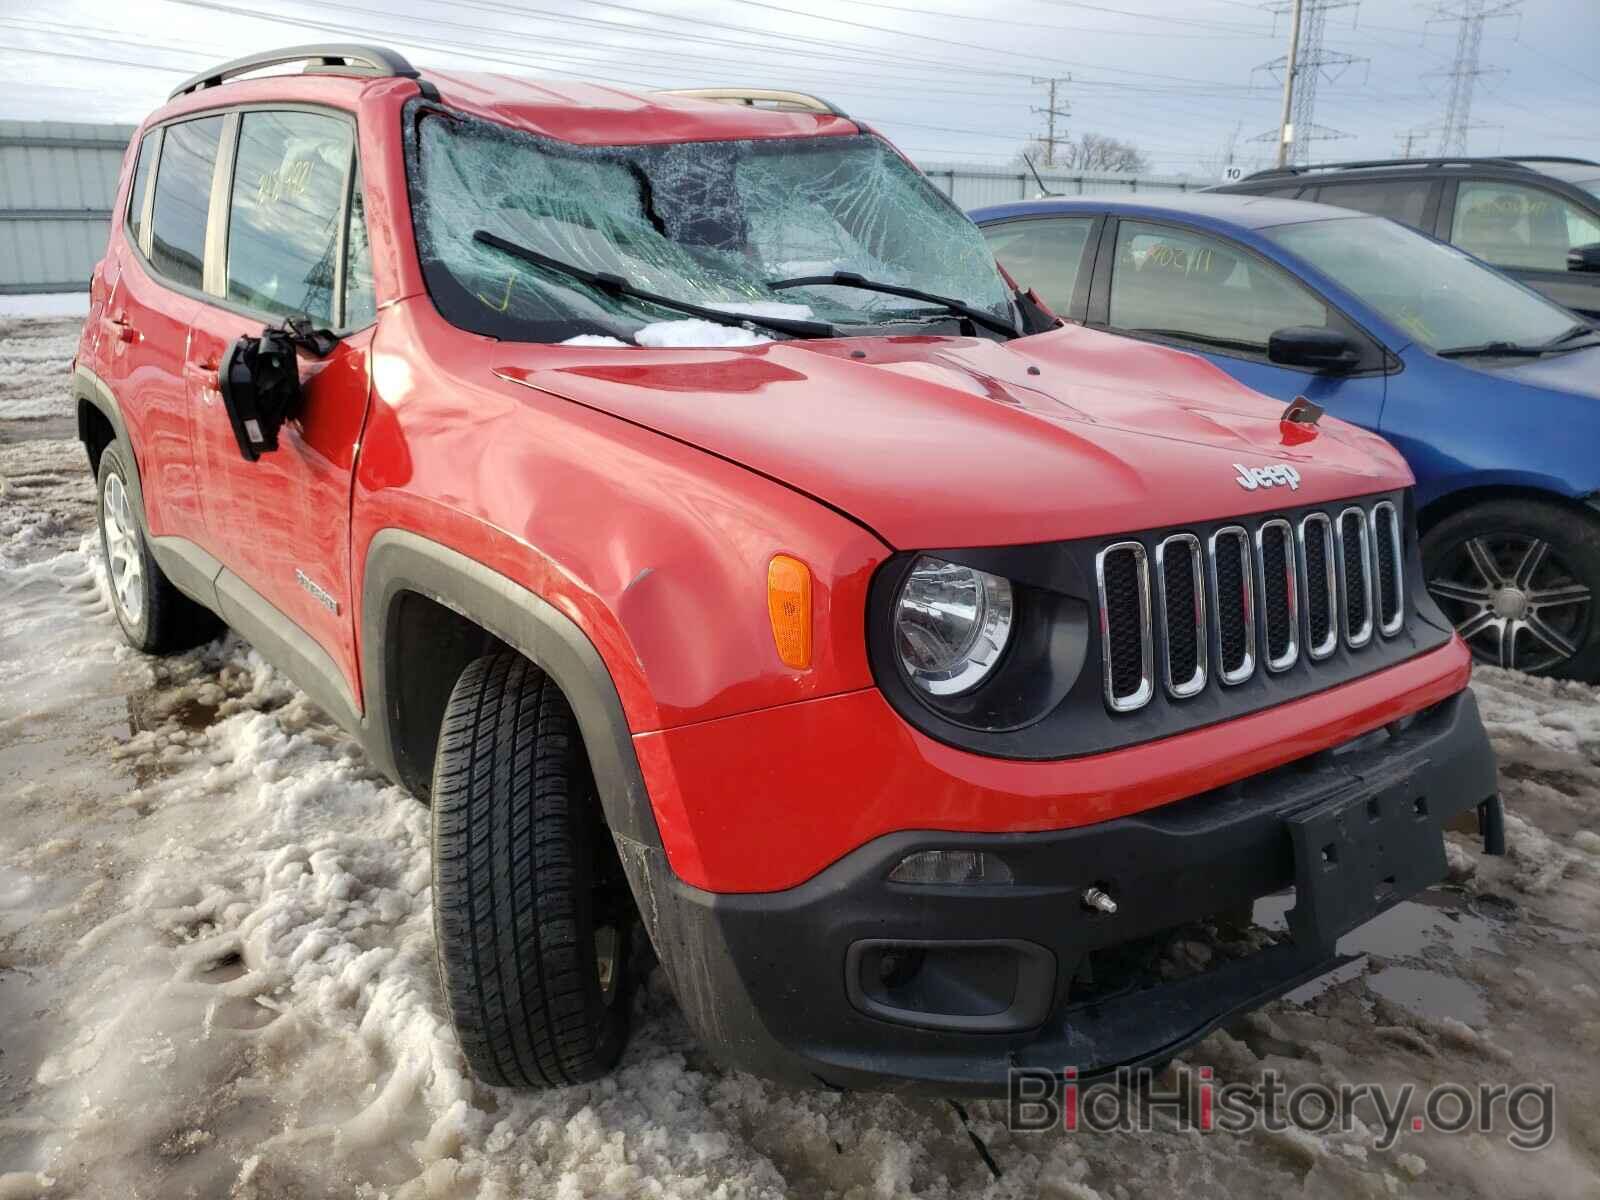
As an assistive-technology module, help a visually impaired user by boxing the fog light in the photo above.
[888,849,1012,884]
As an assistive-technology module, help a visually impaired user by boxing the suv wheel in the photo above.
[1422,499,1600,680]
[431,651,634,1088]
[96,444,218,653]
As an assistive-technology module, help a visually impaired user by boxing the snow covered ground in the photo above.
[2,315,1599,1198]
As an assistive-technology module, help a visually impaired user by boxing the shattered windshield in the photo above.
[407,108,1013,343]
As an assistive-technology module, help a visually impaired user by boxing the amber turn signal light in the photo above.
[767,554,812,669]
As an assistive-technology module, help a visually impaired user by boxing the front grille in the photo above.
[1096,541,1153,711]
[1095,497,1406,713]
[1371,501,1403,636]
[1299,513,1338,660]
[1209,527,1255,684]
[1156,534,1206,697]
[1338,507,1374,648]
[1256,519,1298,671]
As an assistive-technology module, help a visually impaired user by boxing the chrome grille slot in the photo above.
[1298,512,1339,660]
[1155,533,1206,698]
[1337,507,1374,648]
[1255,519,1299,672]
[1096,541,1154,712]
[1370,501,1404,636]
[1209,526,1256,685]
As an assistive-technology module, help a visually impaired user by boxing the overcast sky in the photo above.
[3,0,1595,179]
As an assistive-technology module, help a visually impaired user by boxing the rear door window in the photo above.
[980,216,1097,313]
[1451,180,1600,271]
[1107,219,1328,354]
[1308,180,1432,230]
[149,115,224,289]
[124,130,158,249]
[225,110,356,325]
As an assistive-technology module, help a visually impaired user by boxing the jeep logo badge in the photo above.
[1234,463,1301,492]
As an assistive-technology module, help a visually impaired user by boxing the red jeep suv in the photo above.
[75,45,1501,1094]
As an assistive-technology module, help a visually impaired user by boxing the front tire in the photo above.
[96,444,218,653]
[1422,499,1600,680]
[431,652,634,1088]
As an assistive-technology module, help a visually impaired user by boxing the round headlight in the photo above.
[894,556,1014,696]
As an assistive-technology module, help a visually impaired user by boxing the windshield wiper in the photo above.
[1128,327,1267,355]
[1435,340,1552,359]
[766,270,1020,339]
[472,230,836,340]
[1543,323,1600,349]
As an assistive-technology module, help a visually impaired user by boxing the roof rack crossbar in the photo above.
[168,43,427,100]
[655,87,852,120]
[1241,156,1538,180]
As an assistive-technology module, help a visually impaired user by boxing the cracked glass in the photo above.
[408,109,1012,343]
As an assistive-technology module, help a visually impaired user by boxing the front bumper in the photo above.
[623,687,1498,1094]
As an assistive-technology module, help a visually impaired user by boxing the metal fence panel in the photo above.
[917,162,1196,210]
[0,121,132,293]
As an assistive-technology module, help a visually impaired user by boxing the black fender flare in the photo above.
[360,528,662,850]
[73,365,148,528]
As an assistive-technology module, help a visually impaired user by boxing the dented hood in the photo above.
[494,323,1411,549]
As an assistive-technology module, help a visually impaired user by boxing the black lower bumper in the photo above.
[623,689,1499,1095]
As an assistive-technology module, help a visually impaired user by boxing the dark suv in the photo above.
[1215,157,1600,319]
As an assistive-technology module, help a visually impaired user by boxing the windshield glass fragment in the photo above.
[408,110,1013,344]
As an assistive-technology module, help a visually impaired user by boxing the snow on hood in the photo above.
[634,319,772,348]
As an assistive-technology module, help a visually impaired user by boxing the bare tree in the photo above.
[1013,132,1150,174]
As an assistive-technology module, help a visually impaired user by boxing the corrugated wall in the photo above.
[919,162,1196,209]
[0,121,134,294]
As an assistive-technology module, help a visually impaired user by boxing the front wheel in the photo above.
[430,652,634,1088]
[1422,499,1600,680]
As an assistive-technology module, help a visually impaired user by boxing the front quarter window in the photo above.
[407,110,1012,342]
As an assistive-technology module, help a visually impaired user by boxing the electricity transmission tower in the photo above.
[1254,0,1364,167]
[1031,76,1071,167]
[1428,0,1521,155]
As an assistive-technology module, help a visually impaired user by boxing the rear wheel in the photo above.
[430,651,634,1088]
[1422,499,1600,680]
[96,444,218,653]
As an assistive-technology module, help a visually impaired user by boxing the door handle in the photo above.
[109,312,139,343]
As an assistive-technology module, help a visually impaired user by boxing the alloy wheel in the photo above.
[101,473,146,627]
[1426,533,1591,672]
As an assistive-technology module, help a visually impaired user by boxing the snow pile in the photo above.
[4,317,1600,1197]
[633,319,772,348]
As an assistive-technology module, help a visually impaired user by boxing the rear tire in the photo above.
[431,651,633,1088]
[95,443,219,653]
[1422,499,1600,681]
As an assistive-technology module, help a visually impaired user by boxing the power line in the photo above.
[1253,0,1364,166]
[1427,0,1521,155]
[1031,76,1072,166]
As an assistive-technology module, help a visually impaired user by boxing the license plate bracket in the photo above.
[1285,779,1448,951]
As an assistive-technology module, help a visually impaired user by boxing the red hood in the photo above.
[494,323,1411,549]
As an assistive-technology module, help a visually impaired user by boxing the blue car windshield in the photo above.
[1265,216,1578,353]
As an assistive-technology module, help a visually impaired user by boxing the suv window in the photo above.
[1308,180,1431,230]
[1452,180,1600,271]
[980,216,1095,313]
[149,115,224,289]
[125,130,157,249]
[226,111,356,325]
[1108,220,1327,353]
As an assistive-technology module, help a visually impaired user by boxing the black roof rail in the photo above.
[1240,156,1534,180]
[168,44,437,100]
[1504,156,1600,168]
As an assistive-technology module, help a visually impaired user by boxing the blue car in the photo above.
[972,194,1600,680]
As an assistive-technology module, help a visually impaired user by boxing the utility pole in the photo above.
[1428,0,1520,155]
[1275,0,1304,168]
[1254,0,1362,167]
[1031,76,1071,167]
